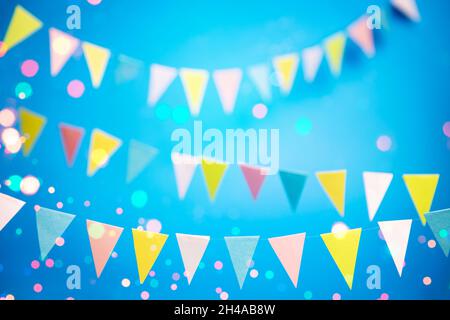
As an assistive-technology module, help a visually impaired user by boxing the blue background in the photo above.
[0,0,449,300]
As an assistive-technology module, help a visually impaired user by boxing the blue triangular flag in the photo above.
[224,236,259,289]
[425,208,450,257]
[126,139,159,183]
[279,170,308,211]
[36,207,75,260]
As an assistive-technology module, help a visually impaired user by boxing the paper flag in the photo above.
[87,220,123,277]
[179,68,209,116]
[0,193,25,231]
[201,158,228,201]
[172,153,200,200]
[36,207,75,260]
[225,236,259,289]
[176,233,210,284]
[1,5,42,55]
[132,229,168,284]
[302,45,323,83]
[273,53,299,94]
[363,172,393,221]
[316,170,346,216]
[247,64,272,101]
[213,68,243,114]
[403,174,439,225]
[59,123,85,167]
[268,233,306,287]
[126,140,159,183]
[115,54,143,84]
[147,64,177,106]
[279,170,308,211]
[19,107,47,157]
[321,228,361,289]
[348,16,375,58]
[391,0,421,22]
[425,209,450,257]
[49,28,80,76]
[378,219,412,276]
[324,32,347,77]
[239,164,267,200]
[82,42,111,88]
[87,129,122,177]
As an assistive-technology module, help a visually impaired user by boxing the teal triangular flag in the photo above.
[126,139,159,183]
[36,207,75,260]
[425,208,450,257]
[224,236,259,289]
[279,170,308,211]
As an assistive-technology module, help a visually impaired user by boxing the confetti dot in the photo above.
[170,283,177,291]
[418,235,426,244]
[15,82,33,100]
[141,291,149,300]
[48,186,55,194]
[220,291,229,300]
[249,269,259,278]
[427,240,436,249]
[265,270,274,280]
[214,261,223,270]
[2,128,22,153]
[0,108,16,127]
[111,252,118,258]
[150,279,159,288]
[331,222,349,237]
[149,270,156,277]
[231,227,240,236]
[21,59,39,77]
[131,190,148,208]
[6,175,22,192]
[56,201,64,209]
[67,197,74,204]
[439,229,448,238]
[380,293,389,300]
[84,200,91,207]
[155,104,171,121]
[45,259,54,268]
[443,122,450,138]
[215,287,222,294]
[88,222,105,239]
[376,135,392,152]
[33,283,43,293]
[20,175,40,195]
[146,219,162,233]
[87,0,102,5]
[116,207,123,215]
[31,260,40,269]
[172,272,180,281]
[252,103,268,119]
[423,276,432,286]
[295,117,312,136]
[332,293,341,300]
[304,291,313,300]
[15,228,22,236]
[67,80,85,98]
[121,278,131,288]
[172,106,189,124]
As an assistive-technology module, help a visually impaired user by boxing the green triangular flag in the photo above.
[126,139,159,183]
[225,236,259,289]
[425,209,450,257]
[279,170,308,211]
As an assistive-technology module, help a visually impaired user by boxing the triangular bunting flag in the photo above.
[363,172,393,221]
[279,170,308,211]
[213,68,243,114]
[201,158,228,201]
[225,236,259,289]
[0,5,42,55]
[348,16,376,58]
[425,209,450,257]
[273,53,299,94]
[87,220,123,277]
[172,153,200,200]
[268,233,306,287]
[247,64,272,101]
[82,42,111,88]
[302,45,323,83]
[179,68,209,116]
[239,164,267,200]
[321,228,361,289]
[87,129,122,177]
[0,193,25,231]
[391,0,421,22]
[176,233,210,284]
[403,174,439,225]
[378,219,412,276]
[316,170,346,216]
[59,123,85,167]
[36,207,75,260]
[132,229,168,284]
[147,64,177,106]
[126,140,159,183]
[324,32,347,77]
[19,107,47,157]
[49,28,80,76]
[115,54,143,84]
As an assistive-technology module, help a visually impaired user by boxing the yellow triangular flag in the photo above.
[132,229,168,284]
[321,228,361,289]
[201,158,228,201]
[87,129,122,177]
[1,5,42,55]
[324,32,347,76]
[179,68,209,116]
[82,42,111,88]
[272,53,299,95]
[403,174,439,225]
[316,170,346,216]
[19,107,47,157]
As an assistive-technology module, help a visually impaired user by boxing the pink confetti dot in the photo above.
[67,80,85,98]
[249,269,259,278]
[170,283,177,291]
[423,276,432,286]
[55,237,65,247]
[220,292,229,300]
[31,260,40,269]
[427,240,436,249]
[33,283,43,293]
[116,207,123,215]
[146,219,162,233]
[84,200,91,207]
[87,0,102,5]
[215,287,222,294]
[34,205,41,212]
[149,270,156,277]
[418,235,426,244]
[376,135,392,152]
[21,59,39,77]
[141,291,149,300]
[443,122,450,138]
[332,293,341,300]
[172,272,180,281]
[214,261,223,270]
[380,293,389,300]
[121,278,131,288]
[56,201,63,209]
[111,251,118,258]
[45,258,54,268]
[66,297,75,300]
[252,103,268,119]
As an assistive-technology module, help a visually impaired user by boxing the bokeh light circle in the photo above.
[67,80,85,98]
[423,276,432,286]
[15,82,33,100]
[20,175,40,195]
[376,135,392,152]
[0,108,16,127]
[295,117,312,136]
[87,0,103,5]
[146,219,162,233]
[252,103,268,119]
[443,122,450,138]
[131,190,148,208]
[21,59,39,77]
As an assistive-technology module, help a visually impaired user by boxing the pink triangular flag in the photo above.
[49,28,80,76]
[268,233,306,287]
[302,45,323,82]
[0,193,26,231]
[147,64,177,106]
[176,233,210,284]
[87,220,123,278]
[239,164,267,200]
[212,68,243,114]
[348,16,375,58]
[391,0,421,22]
[172,152,200,200]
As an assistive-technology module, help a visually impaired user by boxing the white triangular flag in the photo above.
[172,152,200,199]
[147,64,177,106]
[0,193,26,231]
[213,68,242,114]
[247,64,272,101]
[363,172,393,221]
[302,45,323,83]
[391,0,421,22]
[176,233,210,284]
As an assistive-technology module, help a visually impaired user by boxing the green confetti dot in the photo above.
[131,190,148,208]
[155,104,171,121]
[7,175,22,192]
[439,229,448,238]
[15,228,22,236]
[150,279,159,288]
[295,117,312,136]
[199,261,205,269]
[304,291,313,300]
[15,82,33,100]
[172,106,189,124]
[265,270,274,280]
[231,227,240,236]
